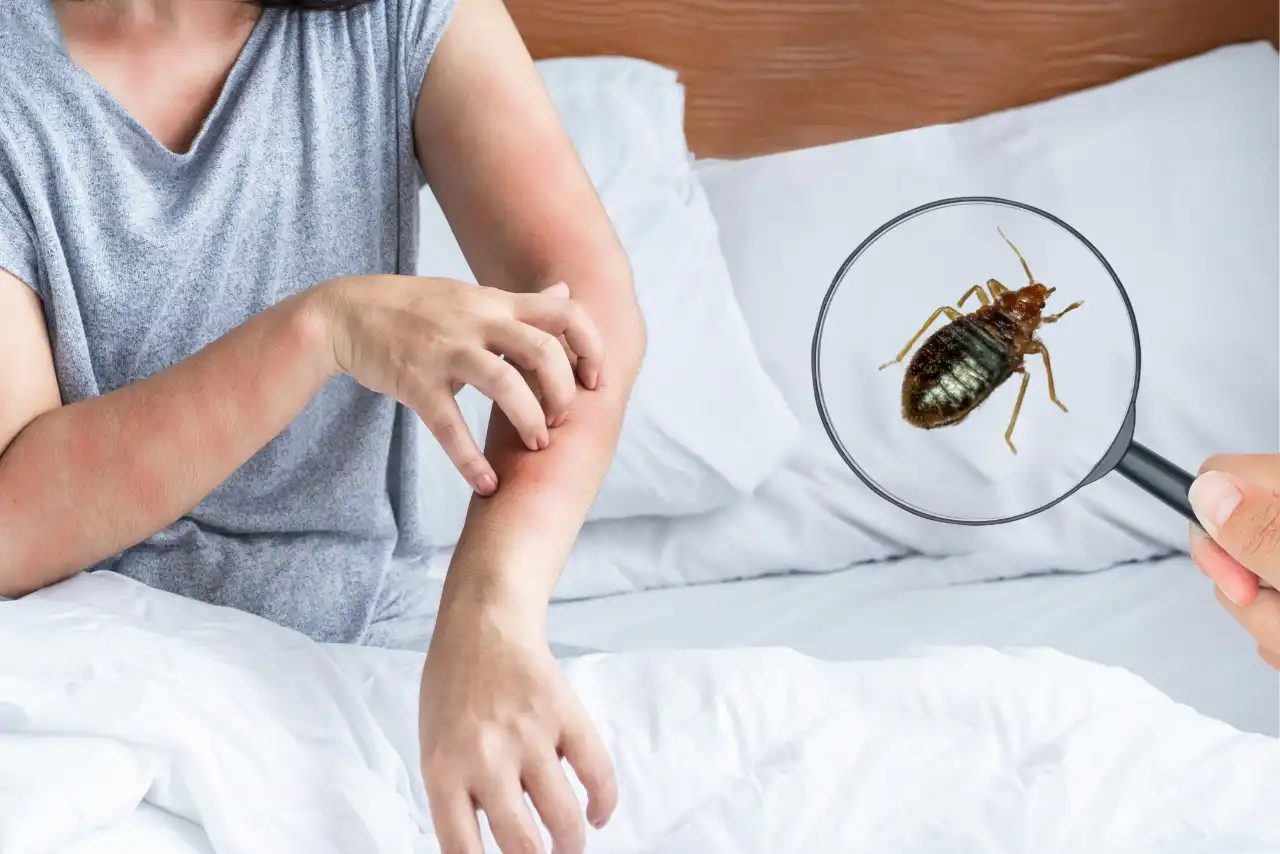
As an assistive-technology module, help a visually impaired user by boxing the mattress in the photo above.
[546,555,1278,737]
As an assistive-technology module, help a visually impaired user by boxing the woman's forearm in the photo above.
[411,0,648,618]
[0,294,333,595]
[441,263,646,617]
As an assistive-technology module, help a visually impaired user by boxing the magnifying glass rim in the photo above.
[811,195,1143,526]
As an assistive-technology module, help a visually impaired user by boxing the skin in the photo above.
[0,1,644,852]
[1187,455,1280,672]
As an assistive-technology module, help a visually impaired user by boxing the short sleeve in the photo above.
[0,181,38,293]
[395,0,458,108]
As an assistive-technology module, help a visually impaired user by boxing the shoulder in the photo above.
[257,0,453,76]
[0,4,61,72]
[0,0,62,57]
[284,0,457,117]
[0,9,68,167]
[269,0,453,44]
[0,3,75,109]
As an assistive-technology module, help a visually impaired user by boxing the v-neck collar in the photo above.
[37,0,274,162]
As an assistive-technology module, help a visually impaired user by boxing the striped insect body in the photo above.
[877,229,1083,454]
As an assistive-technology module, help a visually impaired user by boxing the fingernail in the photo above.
[1217,582,1244,606]
[476,475,496,495]
[537,432,549,450]
[1188,471,1243,536]
[541,281,570,297]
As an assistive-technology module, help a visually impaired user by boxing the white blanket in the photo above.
[2,573,1277,853]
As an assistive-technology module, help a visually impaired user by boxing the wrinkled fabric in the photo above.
[3,572,1278,853]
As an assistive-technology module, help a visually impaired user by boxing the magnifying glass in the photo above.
[811,196,1196,527]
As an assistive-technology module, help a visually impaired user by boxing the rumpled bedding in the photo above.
[2,572,1277,853]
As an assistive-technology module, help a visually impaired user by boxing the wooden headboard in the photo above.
[508,0,1278,159]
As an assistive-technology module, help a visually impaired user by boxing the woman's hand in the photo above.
[1188,454,1280,670]
[311,276,604,495]
[418,596,617,854]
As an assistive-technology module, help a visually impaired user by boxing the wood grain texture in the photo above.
[507,0,1279,158]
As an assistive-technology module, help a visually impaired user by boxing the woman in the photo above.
[0,0,643,852]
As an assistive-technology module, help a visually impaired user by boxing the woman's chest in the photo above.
[53,1,263,156]
[51,157,403,392]
[5,12,416,396]
[30,98,404,394]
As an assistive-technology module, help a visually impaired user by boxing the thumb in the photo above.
[540,281,570,298]
[1189,470,1280,587]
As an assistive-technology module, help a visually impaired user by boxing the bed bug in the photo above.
[877,228,1083,454]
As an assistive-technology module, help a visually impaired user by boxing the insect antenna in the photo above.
[997,227,1035,285]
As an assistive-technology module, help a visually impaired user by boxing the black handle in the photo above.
[1114,441,1197,522]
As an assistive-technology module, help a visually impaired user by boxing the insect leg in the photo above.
[997,227,1036,285]
[878,306,963,370]
[1004,367,1031,455]
[1027,339,1068,412]
[957,285,990,308]
[1043,301,1084,324]
[986,278,1009,298]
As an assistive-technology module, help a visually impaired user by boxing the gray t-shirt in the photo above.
[0,0,456,643]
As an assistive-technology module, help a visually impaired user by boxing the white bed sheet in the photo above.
[546,556,1278,737]
[9,571,1279,853]
[55,806,212,854]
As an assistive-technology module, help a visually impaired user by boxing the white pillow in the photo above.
[412,57,799,547]
[509,41,1279,597]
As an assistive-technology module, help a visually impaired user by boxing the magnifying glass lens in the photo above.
[813,198,1140,525]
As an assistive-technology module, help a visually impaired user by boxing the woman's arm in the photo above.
[409,2,644,854]
[414,0,645,612]
[0,270,334,595]
[0,267,602,598]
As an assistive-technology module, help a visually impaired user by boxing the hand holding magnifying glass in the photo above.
[1188,454,1280,671]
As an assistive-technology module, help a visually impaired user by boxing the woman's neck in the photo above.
[52,0,262,154]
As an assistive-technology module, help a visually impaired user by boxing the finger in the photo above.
[477,784,546,854]
[486,321,576,428]
[1199,454,1280,491]
[1214,585,1280,654]
[1258,644,1280,671]
[558,710,618,830]
[541,282,571,299]
[558,335,579,371]
[539,286,581,374]
[515,288,605,392]
[1189,470,1280,588]
[418,389,498,496]
[1188,523,1260,607]
[452,348,548,452]
[523,754,586,854]
[425,785,485,854]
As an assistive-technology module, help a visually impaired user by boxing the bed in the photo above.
[546,556,1275,736]
[4,1,1279,852]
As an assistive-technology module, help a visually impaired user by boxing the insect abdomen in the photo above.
[902,316,1014,428]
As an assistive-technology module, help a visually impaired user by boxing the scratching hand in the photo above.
[313,276,603,496]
